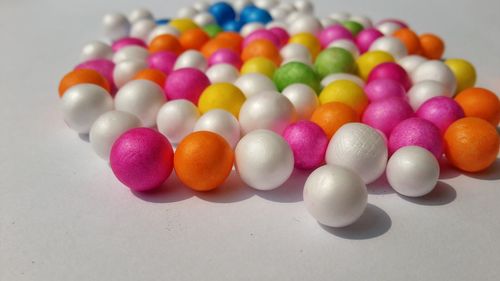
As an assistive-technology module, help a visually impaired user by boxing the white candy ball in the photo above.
[282,83,319,120]
[130,19,156,41]
[113,45,149,64]
[61,84,114,134]
[329,12,350,22]
[270,8,288,21]
[326,123,388,184]
[407,80,452,111]
[376,21,402,35]
[266,20,287,29]
[80,41,113,62]
[193,12,215,27]
[113,60,148,88]
[369,36,408,60]
[114,80,166,127]
[235,129,294,190]
[239,92,296,135]
[387,146,440,197]
[320,18,339,28]
[147,25,180,43]
[234,73,277,98]
[321,73,365,88]
[254,0,279,10]
[280,43,312,65]
[177,6,198,18]
[240,22,265,37]
[303,165,367,228]
[233,0,253,12]
[174,50,207,71]
[349,15,373,28]
[194,109,241,148]
[157,100,200,144]
[286,11,308,24]
[328,39,360,58]
[89,110,142,160]
[294,0,314,13]
[102,13,130,41]
[289,15,322,35]
[206,64,240,83]
[411,60,457,94]
[193,1,210,11]
[128,8,154,23]
[278,2,296,13]
[398,55,427,75]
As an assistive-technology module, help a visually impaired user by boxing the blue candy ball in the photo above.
[209,2,236,25]
[155,18,170,25]
[241,7,272,24]
[222,20,243,32]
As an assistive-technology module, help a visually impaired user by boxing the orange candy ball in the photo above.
[419,33,445,59]
[310,102,360,139]
[134,69,167,87]
[241,39,281,66]
[58,68,110,97]
[215,32,244,49]
[174,131,234,191]
[201,38,240,58]
[180,28,210,50]
[444,117,499,172]
[149,34,183,55]
[455,87,500,126]
[393,28,421,55]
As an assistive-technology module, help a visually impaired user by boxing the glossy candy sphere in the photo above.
[282,121,328,170]
[364,78,406,102]
[389,117,443,159]
[416,96,464,134]
[454,88,500,126]
[198,83,247,117]
[273,62,321,93]
[319,80,368,115]
[282,83,319,120]
[234,73,277,98]
[164,68,210,104]
[310,102,359,139]
[157,100,200,144]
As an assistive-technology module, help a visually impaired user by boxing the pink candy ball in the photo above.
[75,59,116,94]
[367,62,411,90]
[268,27,290,48]
[110,128,174,192]
[148,51,178,75]
[318,24,355,48]
[282,121,328,170]
[243,29,281,48]
[208,48,242,69]
[112,37,147,52]
[362,97,414,137]
[164,68,210,103]
[378,19,408,28]
[389,117,443,159]
[416,96,465,134]
[364,79,406,102]
[355,28,384,53]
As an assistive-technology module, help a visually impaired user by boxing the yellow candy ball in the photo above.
[289,32,321,59]
[445,58,477,94]
[169,18,198,33]
[241,57,277,78]
[198,83,246,117]
[356,50,394,80]
[319,80,368,115]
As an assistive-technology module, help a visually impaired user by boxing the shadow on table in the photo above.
[367,173,395,195]
[196,171,254,203]
[79,133,90,142]
[255,169,309,203]
[463,158,500,181]
[132,173,194,203]
[399,181,456,206]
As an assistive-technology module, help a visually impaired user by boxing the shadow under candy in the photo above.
[254,169,310,203]
[398,181,457,206]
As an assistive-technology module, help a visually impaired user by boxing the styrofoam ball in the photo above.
[193,109,241,148]
[266,20,287,29]
[80,41,113,62]
[233,0,253,12]
[282,83,319,120]
[270,7,288,21]
[147,25,180,44]
[328,39,360,58]
[193,0,210,11]
[130,19,156,41]
[157,100,200,144]
[294,0,314,13]
[113,45,149,63]
[234,73,277,98]
[254,0,279,10]
[193,12,216,27]
[369,36,408,60]
[349,15,373,28]
[128,8,154,23]
[102,13,130,41]
[113,60,148,88]
[177,6,198,18]
[411,60,457,94]
[321,73,365,88]
[320,18,339,28]
[280,43,312,65]
[329,12,350,22]
[240,22,265,37]
[397,55,427,75]
[174,50,208,71]
[206,63,240,83]
[286,11,308,24]
[376,21,402,35]
[407,80,452,110]
[289,15,322,35]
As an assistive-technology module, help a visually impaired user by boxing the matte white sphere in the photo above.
[280,43,312,65]
[114,80,166,127]
[329,12,350,22]
[235,129,294,190]
[376,21,402,35]
[193,0,210,11]
[270,8,288,21]
[80,41,113,62]
[289,15,322,35]
[113,60,148,88]
[303,164,367,228]
[411,60,457,94]
[282,83,319,120]
[240,22,265,37]
[407,80,452,111]
[328,39,360,58]
[113,45,149,64]
[320,18,339,28]
[61,84,114,134]
[266,20,288,30]
[233,0,253,12]
[286,11,308,24]
[177,6,198,18]
[369,36,408,60]
[102,13,130,41]
[130,19,156,41]
[326,123,388,184]
[254,0,279,10]
[147,25,180,43]
[89,110,142,160]
[194,109,241,148]
[157,100,200,144]
[278,2,296,13]
[174,50,207,71]
[321,73,365,88]
[398,55,427,75]
[128,8,154,23]
[239,92,296,134]
[386,146,439,197]
[349,15,373,28]
[206,64,240,83]
[234,73,277,98]
[193,12,215,27]
[294,0,314,13]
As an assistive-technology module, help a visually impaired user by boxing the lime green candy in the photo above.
[342,20,364,36]
[273,62,322,94]
[314,47,356,78]
[203,24,223,37]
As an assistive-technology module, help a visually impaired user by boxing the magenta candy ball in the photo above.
[355,28,384,53]
[389,117,443,159]
[208,48,242,69]
[243,29,281,48]
[282,120,328,170]
[164,68,210,103]
[378,18,408,28]
[367,62,411,90]
[362,97,414,137]
[364,79,406,102]
[318,24,355,48]
[268,27,290,47]
[112,37,147,52]
[75,59,116,94]
[416,96,465,134]
[110,128,174,192]
[148,51,178,75]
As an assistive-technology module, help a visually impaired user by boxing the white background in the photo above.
[1,0,499,280]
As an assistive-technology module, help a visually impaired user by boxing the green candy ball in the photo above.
[273,62,321,94]
[314,47,356,78]
[342,20,364,36]
[203,24,223,37]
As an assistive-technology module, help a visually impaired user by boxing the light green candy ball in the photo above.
[273,62,322,94]
[314,47,356,79]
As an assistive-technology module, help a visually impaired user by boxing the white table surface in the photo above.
[1,0,499,280]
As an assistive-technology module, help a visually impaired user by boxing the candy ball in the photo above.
[444,117,499,172]
[389,117,443,159]
[209,2,236,25]
[234,73,277,98]
[356,50,394,80]
[444,58,476,93]
[89,110,142,160]
[326,123,388,184]
[289,32,321,59]
[147,51,178,75]
[128,8,154,23]
[327,39,360,58]
[148,34,183,55]
[376,21,403,35]
[240,6,272,24]
[206,63,240,83]
[454,87,500,126]
[310,102,359,139]
[110,128,174,191]
[134,68,167,87]
[180,28,211,50]
[240,56,277,78]
[280,43,313,65]
[303,164,367,227]
[174,131,234,191]
[355,28,383,53]
[386,146,439,197]
[157,100,200,144]
[113,45,149,64]
[268,27,289,47]
[75,59,116,94]
[342,20,364,36]
[177,6,198,18]
[367,62,411,90]
[419,33,445,60]
[174,50,208,71]
[364,78,406,102]
[80,41,113,61]
[198,82,246,117]
[314,47,356,78]
[113,60,148,88]
[61,84,114,134]
[130,19,157,41]
[411,60,457,94]
[114,80,166,127]
[59,69,110,97]
[319,80,368,115]
[321,73,365,88]
[282,121,328,169]
[240,22,265,37]
[397,55,427,75]
[112,37,147,52]
[318,24,354,48]
[208,48,242,69]
[362,97,414,137]
[203,23,223,37]
[235,129,294,190]
[273,62,321,93]
[282,83,319,120]
[147,25,181,44]
[392,28,421,55]
[369,36,408,60]
[407,80,452,111]
[164,68,210,104]
[416,96,464,134]
[241,39,281,66]
[243,29,280,48]
[289,15,322,35]
[193,109,241,148]
[169,18,198,33]
[102,13,130,41]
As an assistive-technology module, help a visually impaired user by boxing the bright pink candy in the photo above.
[112,37,147,52]
[148,51,178,75]
[378,19,408,28]
[416,96,465,134]
[389,117,443,159]
[364,79,406,102]
[282,121,328,170]
[362,97,414,137]
[243,29,281,48]
[367,62,411,90]
[208,48,242,69]
[164,68,210,103]
[75,59,116,94]
[355,28,384,53]
[268,27,289,47]
[110,128,174,192]
[318,24,355,48]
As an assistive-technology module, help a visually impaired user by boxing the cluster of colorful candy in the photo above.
[59,0,500,228]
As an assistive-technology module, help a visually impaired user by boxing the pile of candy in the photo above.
[59,0,500,228]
